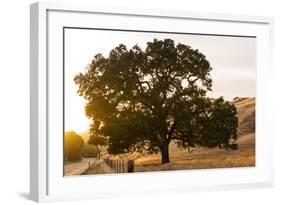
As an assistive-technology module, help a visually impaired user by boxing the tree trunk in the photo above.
[161,141,170,164]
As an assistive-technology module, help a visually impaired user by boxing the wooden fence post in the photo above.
[127,160,134,173]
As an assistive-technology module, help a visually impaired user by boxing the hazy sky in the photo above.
[64,28,256,133]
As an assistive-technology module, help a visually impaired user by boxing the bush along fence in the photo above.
[104,158,135,173]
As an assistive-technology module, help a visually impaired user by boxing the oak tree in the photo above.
[74,39,238,164]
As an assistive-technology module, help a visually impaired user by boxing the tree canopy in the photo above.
[88,135,107,147]
[74,38,238,164]
[64,131,84,161]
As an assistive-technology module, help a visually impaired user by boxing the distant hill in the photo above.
[234,97,255,135]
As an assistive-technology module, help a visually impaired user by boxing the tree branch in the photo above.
[134,85,154,111]
[171,135,182,140]
[170,81,182,93]
[167,123,176,141]
[190,77,199,85]
[140,81,152,90]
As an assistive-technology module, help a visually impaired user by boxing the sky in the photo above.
[64,28,256,133]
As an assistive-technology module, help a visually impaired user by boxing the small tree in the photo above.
[88,135,107,159]
[74,39,238,164]
[64,131,84,161]
[81,144,99,158]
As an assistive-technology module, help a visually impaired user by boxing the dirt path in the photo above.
[64,158,96,176]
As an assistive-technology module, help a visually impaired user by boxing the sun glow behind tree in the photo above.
[74,39,238,164]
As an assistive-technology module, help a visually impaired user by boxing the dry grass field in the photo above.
[129,97,256,172]
[132,133,255,172]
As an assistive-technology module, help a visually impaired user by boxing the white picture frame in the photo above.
[30,1,274,202]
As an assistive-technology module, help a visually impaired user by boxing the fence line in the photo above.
[104,158,134,173]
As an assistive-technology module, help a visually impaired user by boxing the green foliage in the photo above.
[81,144,99,158]
[175,97,238,150]
[64,131,84,161]
[88,134,107,159]
[74,39,238,164]
[88,135,107,146]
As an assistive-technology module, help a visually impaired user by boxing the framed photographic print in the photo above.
[30,2,274,202]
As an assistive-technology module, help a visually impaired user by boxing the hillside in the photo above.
[234,97,255,135]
